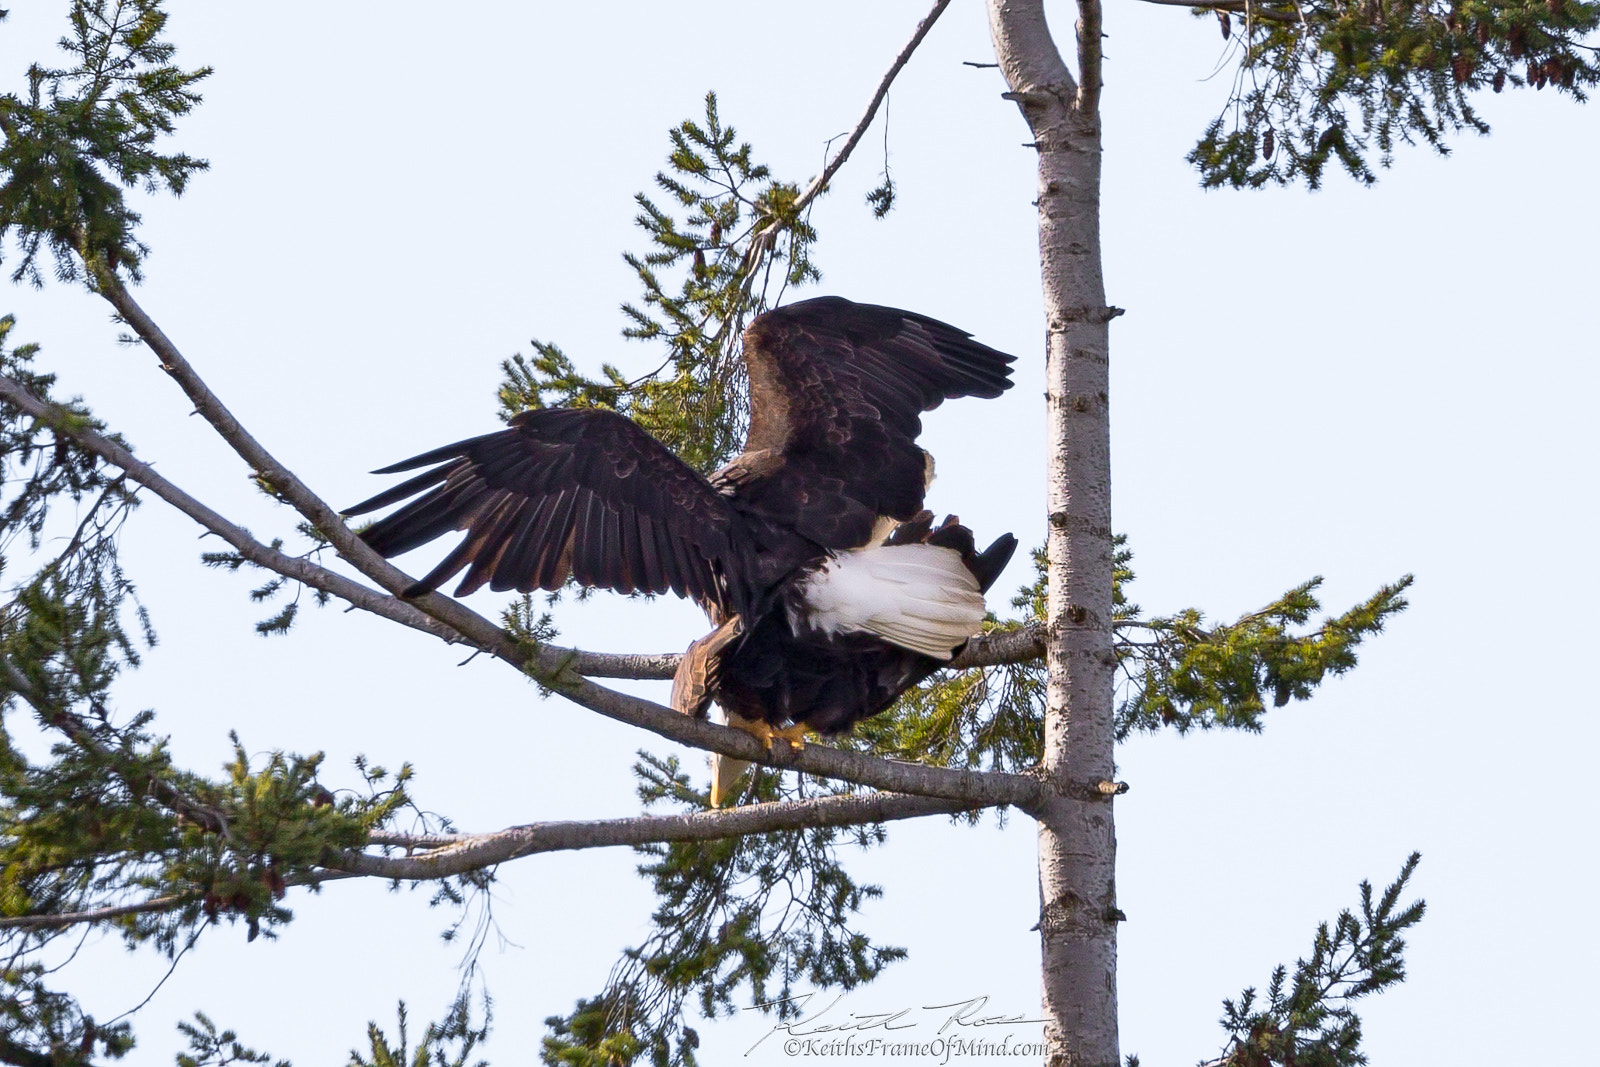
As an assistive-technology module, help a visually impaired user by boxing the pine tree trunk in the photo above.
[987,3,1120,1064]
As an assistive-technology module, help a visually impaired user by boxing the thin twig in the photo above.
[39,474,131,577]
[0,892,199,931]
[795,0,952,212]
[743,0,953,272]
[1131,0,1299,22]
[102,919,209,1027]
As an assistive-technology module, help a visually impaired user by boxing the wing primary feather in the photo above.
[635,513,664,594]
[534,489,579,589]
[363,479,494,558]
[571,492,607,587]
[666,524,700,601]
[343,463,459,517]
[620,507,650,596]
[600,505,629,592]
[473,497,543,595]
[653,514,687,598]
[370,430,509,475]
[493,494,558,593]
[405,523,492,598]
[448,493,524,596]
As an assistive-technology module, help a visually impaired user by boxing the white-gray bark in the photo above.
[988,2,1121,1064]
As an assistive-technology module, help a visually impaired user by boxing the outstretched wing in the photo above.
[732,296,1014,547]
[345,407,746,609]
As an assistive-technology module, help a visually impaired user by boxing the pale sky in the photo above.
[3,2,1596,1064]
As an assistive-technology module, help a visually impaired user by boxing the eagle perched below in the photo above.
[345,296,1018,804]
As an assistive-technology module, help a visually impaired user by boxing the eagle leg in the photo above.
[723,716,808,754]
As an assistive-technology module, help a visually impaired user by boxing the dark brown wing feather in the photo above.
[345,408,748,610]
[735,296,1014,547]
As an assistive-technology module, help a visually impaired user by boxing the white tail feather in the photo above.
[708,705,752,807]
[798,543,985,659]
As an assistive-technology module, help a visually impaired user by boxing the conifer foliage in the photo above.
[496,93,819,474]
[1207,854,1426,1067]
[1188,0,1600,187]
[3,0,1581,1063]
[0,0,208,284]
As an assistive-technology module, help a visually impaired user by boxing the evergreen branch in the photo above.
[1205,853,1426,1066]
[0,1035,58,1067]
[1114,576,1413,737]
[1185,0,1600,188]
[543,757,913,1066]
[0,869,362,932]
[0,373,1044,808]
[346,994,488,1067]
[176,1010,290,1067]
[0,651,227,834]
[331,792,976,880]
[0,0,211,286]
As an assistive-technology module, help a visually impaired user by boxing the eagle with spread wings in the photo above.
[345,296,1018,804]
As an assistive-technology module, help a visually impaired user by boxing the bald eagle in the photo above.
[345,296,1018,804]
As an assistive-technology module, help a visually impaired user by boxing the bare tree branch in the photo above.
[1132,0,1298,20]
[0,893,200,931]
[1077,0,1106,114]
[991,0,1078,108]
[0,793,981,930]
[744,0,953,270]
[334,791,980,880]
[567,622,1046,679]
[92,270,421,597]
[365,830,462,850]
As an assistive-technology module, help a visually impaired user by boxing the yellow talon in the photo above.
[771,722,810,752]
[707,714,812,808]
[729,717,810,753]
[738,719,775,749]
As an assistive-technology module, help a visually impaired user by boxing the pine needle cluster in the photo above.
[1207,853,1426,1067]
[539,754,902,1067]
[495,93,819,475]
[0,0,210,284]
[1189,0,1600,187]
[849,539,1411,773]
